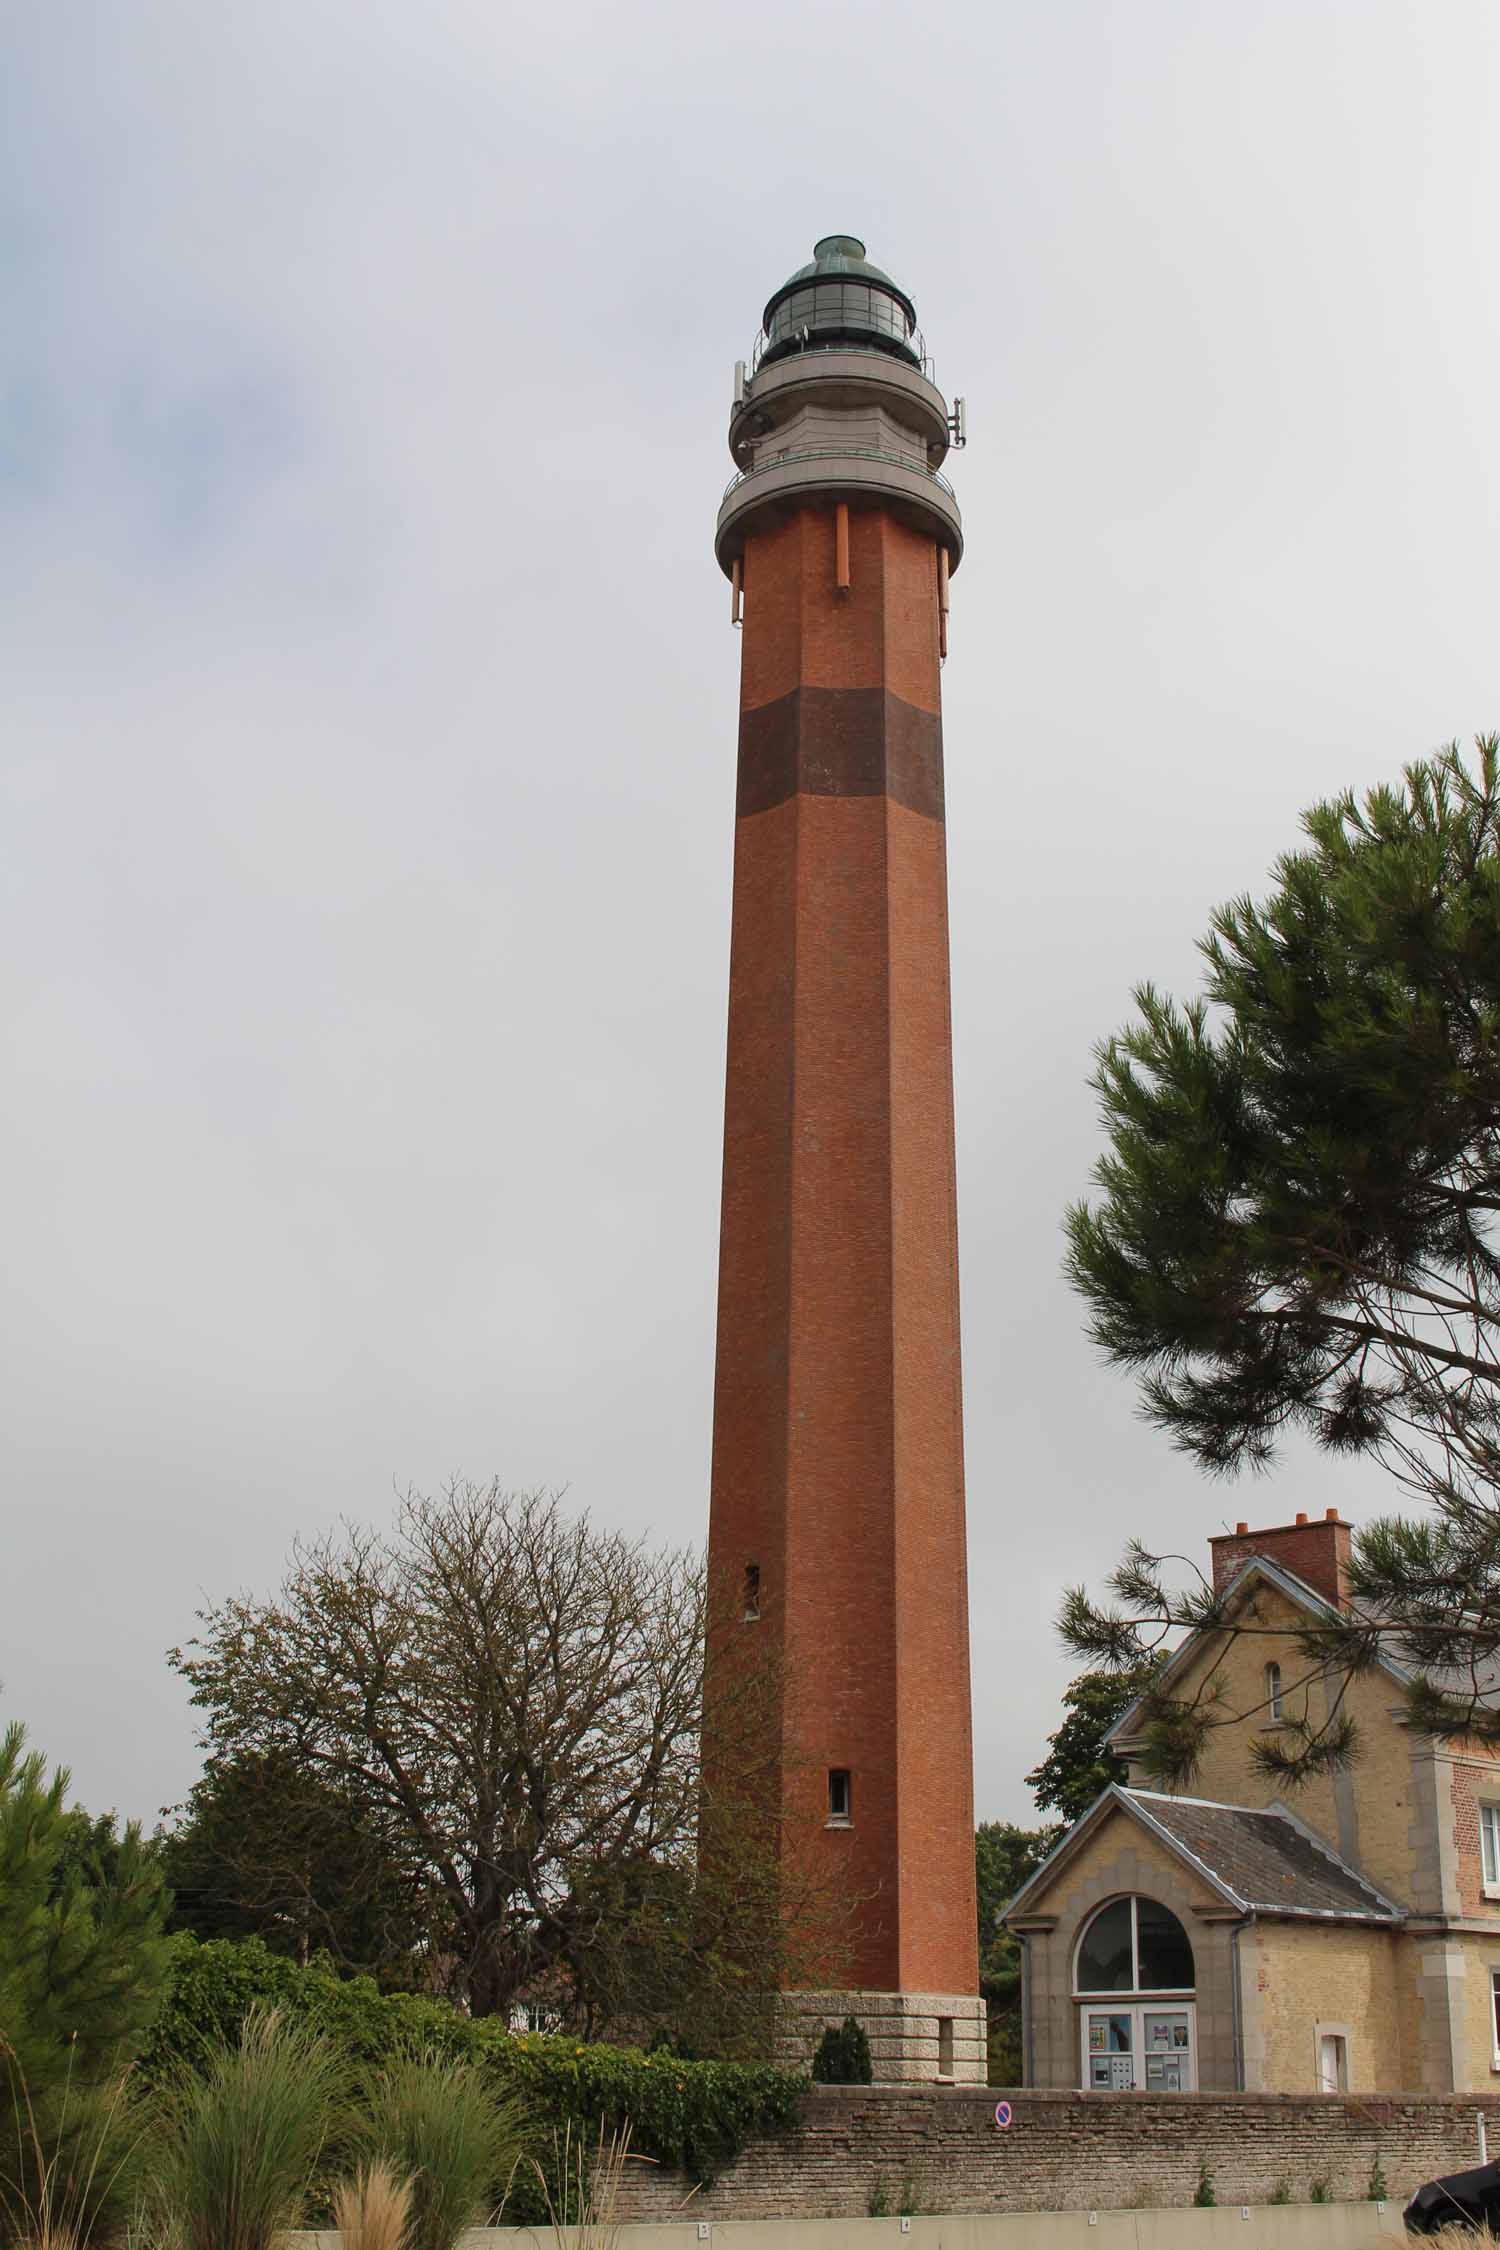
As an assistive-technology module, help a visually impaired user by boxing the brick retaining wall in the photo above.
[613,2085,1500,2221]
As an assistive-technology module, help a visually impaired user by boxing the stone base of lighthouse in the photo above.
[777,1990,988,2086]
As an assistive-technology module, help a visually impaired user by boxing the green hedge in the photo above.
[139,1936,805,2203]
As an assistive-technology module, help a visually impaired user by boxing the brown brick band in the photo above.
[737,686,944,821]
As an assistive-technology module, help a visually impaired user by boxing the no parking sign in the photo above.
[994,2101,1013,2130]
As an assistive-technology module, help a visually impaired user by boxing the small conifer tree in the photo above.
[0,1717,172,2238]
[811,2015,873,2084]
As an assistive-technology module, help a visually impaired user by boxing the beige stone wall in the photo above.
[1237,1919,1406,2092]
[1121,1582,1427,1909]
[1018,1811,1236,2090]
[1445,1930,1500,2090]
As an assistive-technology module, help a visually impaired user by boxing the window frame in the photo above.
[1264,1660,1284,1722]
[1490,1968,1500,2068]
[1481,1804,1500,1898]
[1073,1895,1196,1999]
[826,1768,852,1827]
[937,2016,955,2083]
[1315,2023,1350,2094]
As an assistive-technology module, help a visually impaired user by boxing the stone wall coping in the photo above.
[799,2082,1500,2108]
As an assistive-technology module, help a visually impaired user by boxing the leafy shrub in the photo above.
[1369,2154,1388,2201]
[810,2018,872,2086]
[140,1937,804,2209]
[1193,2160,1215,2207]
[1268,2178,1290,2204]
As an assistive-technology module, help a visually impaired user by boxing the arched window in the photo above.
[1075,1896,1196,2092]
[1265,1661,1284,1721]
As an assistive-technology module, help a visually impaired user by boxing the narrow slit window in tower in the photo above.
[743,1563,761,1621]
[937,2017,955,2081]
[827,1769,851,1825]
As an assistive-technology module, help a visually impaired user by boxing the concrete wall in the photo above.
[298,2214,1406,2250]
[607,2084,1500,2223]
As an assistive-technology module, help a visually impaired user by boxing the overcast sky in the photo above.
[3,1,1497,1834]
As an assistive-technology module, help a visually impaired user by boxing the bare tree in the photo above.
[170,1481,855,2044]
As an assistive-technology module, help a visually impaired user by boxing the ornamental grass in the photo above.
[357,2050,532,2250]
[331,2159,413,2250]
[142,2007,347,2250]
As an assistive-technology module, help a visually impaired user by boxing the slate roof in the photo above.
[1125,1790,1402,1922]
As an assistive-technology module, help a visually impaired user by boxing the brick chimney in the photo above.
[1207,1508,1353,1608]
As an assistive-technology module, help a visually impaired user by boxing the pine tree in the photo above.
[1063,737,1500,1774]
[0,1718,172,2240]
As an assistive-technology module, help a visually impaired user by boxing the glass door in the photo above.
[1085,2011,1136,2091]
[1143,2009,1194,2091]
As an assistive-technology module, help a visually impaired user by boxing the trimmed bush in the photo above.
[810,2017,872,2086]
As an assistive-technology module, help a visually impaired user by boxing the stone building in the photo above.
[1004,1510,1500,2094]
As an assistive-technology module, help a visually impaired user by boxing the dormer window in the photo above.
[1264,1662,1284,1722]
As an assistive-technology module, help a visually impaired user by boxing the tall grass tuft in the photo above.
[0,2043,138,2250]
[531,2119,643,2250]
[332,2160,414,2250]
[144,2006,346,2250]
[359,2051,531,2250]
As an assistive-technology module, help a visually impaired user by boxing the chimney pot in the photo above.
[1235,1522,1249,1535]
[1326,1508,1339,1521]
[1295,1512,1309,1525]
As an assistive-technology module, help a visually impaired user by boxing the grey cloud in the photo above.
[2,0,1497,1828]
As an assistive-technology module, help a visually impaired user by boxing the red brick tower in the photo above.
[705,238,982,2084]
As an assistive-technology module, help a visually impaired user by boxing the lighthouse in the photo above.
[704,237,983,2084]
